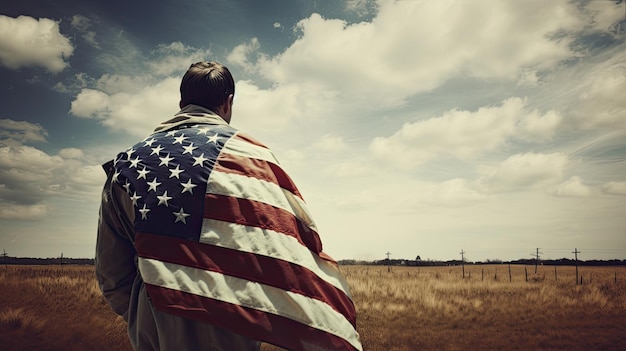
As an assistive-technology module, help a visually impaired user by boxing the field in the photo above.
[1,264,625,351]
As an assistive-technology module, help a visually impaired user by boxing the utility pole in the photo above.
[531,248,542,274]
[60,252,64,265]
[573,248,581,285]
[385,251,391,272]
[460,249,466,278]
[2,249,7,269]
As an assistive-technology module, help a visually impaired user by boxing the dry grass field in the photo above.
[1,264,625,350]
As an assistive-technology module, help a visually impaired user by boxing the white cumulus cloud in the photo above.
[369,98,561,169]
[479,152,570,193]
[602,181,626,196]
[70,78,180,137]
[551,176,591,197]
[0,119,48,144]
[255,0,584,108]
[0,14,73,73]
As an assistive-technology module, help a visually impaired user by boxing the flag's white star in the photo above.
[182,143,197,155]
[129,156,141,168]
[139,204,150,220]
[173,207,190,224]
[173,134,188,145]
[169,164,184,179]
[129,192,141,206]
[157,191,173,207]
[147,178,161,192]
[122,180,131,193]
[197,128,210,135]
[181,178,197,194]
[151,145,164,155]
[143,138,157,147]
[126,148,135,158]
[193,153,209,167]
[137,167,150,179]
[165,130,178,137]
[207,134,219,144]
[159,153,175,167]
[112,170,121,183]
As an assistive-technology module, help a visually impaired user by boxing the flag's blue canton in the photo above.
[112,124,237,241]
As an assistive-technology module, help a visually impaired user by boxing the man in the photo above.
[96,61,362,351]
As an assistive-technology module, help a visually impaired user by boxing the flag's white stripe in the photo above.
[139,258,362,351]
[207,170,317,232]
[222,136,280,165]
[200,218,351,295]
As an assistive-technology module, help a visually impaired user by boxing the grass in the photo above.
[1,264,625,350]
[0,266,129,351]
[346,265,626,351]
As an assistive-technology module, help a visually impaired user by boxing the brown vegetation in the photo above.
[0,266,129,351]
[2,265,625,350]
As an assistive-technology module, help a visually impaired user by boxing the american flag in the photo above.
[112,121,362,351]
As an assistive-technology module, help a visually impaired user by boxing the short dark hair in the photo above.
[179,61,235,111]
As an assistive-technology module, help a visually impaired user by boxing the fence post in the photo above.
[508,264,512,282]
[554,266,557,282]
[525,267,528,282]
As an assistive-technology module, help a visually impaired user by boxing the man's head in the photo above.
[179,61,235,122]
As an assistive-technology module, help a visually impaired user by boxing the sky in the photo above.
[1,0,625,262]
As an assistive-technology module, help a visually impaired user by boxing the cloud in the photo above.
[253,1,586,108]
[479,152,569,193]
[68,42,214,137]
[52,73,95,94]
[148,42,212,76]
[345,0,373,17]
[231,79,336,137]
[58,148,85,159]
[516,109,562,142]
[0,144,65,205]
[227,38,261,72]
[584,1,626,34]
[0,136,105,220]
[0,119,48,144]
[0,203,49,220]
[70,78,180,137]
[602,181,626,196]
[70,14,99,48]
[570,56,626,130]
[421,178,489,207]
[310,134,348,152]
[0,14,73,73]
[551,176,591,197]
[70,14,91,32]
[369,98,561,169]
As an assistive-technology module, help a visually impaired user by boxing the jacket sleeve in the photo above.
[95,160,138,320]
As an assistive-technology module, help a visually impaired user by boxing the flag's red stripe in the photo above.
[136,232,356,323]
[204,193,323,255]
[233,132,269,149]
[215,153,303,199]
[145,284,360,351]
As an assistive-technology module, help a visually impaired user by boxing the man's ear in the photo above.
[223,94,234,117]
[225,94,234,112]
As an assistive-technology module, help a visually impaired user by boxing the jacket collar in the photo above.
[153,104,229,134]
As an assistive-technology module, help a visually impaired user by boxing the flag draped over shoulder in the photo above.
[113,121,362,351]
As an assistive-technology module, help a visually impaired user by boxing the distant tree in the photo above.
[415,255,421,261]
